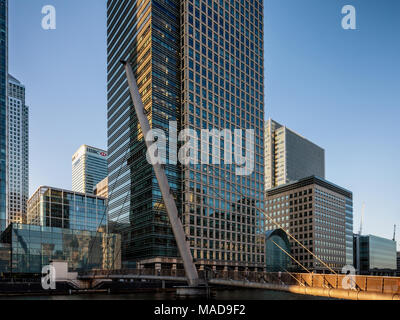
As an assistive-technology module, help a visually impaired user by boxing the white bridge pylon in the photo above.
[122,60,199,287]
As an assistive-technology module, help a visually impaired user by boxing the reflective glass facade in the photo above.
[0,242,10,272]
[265,229,290,272]
[27,186,107,232]
[354,234,397,275]
[0,0,7,232]
[7,75,29,226]
[1,223,121,274]
[107,0,265,269]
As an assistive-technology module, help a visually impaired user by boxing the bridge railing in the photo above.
[79,269,400,295]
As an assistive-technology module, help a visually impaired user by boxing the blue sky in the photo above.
[9,1,399,246]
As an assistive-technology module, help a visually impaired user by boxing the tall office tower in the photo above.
[72,145,108,194]
[107,0,265,270]
[7,75,29,225]
[265,176,353,273]
[0,0,7,231]
[265,119,325,190]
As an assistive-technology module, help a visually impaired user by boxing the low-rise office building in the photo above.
[265,176,353,273]
[27,186,107,232]
[0,223,121,273]
[354,234,397,276]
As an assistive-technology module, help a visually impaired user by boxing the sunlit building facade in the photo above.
[107,0,265,270]
[264,119,325,190]
[94,177,108,198]
[72,145,108,194]
[265,176,353,273]
[7,74,29,226]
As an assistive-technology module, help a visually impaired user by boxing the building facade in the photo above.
[107,0,265,269]
[397,251,400,277]
[7,75,28,225]
[94,177,108,198]
[264,119,325,190]
[0,0,7,231]
[27,186,107,232]
[72,145,108,194]
[265,176,353,273]
[265,228,291,272]
[0,223,121,274]
[353,234,397,276]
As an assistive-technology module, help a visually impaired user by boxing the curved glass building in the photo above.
[265,228,291,272]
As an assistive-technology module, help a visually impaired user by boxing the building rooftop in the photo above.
[28,185,107,203]
[266,175,352,199]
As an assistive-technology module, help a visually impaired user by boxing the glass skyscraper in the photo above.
[0,0,7,232]
[72,145,108,194]
[107,0,265,270]
[7,74,29,226]
[264,119,325,190]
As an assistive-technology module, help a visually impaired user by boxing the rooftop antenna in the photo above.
[358,202,365,235]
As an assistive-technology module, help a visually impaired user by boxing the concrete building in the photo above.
[353,234,397,276]
[7,75,29,225]
[107,0,265,269]
[0,0,7,231]
[397,252,400,276]
[265,176,353,273]
[72,145,108,194]
[264,119,325,190]
[94,177,108,198]
[27,186,107,232]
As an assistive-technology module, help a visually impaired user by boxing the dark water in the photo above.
[0,289,333,300]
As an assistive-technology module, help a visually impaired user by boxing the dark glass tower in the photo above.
[107,0,181,263]
[107,0,265,270]
[0,0,7,232]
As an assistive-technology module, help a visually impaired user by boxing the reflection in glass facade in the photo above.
[354,234,397,275]
[0,0,7,232]
[0,242,10,272]
[27,186,107,232]
[1,223,121,274]
[265,229,290,272]
[107,0,265,270]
